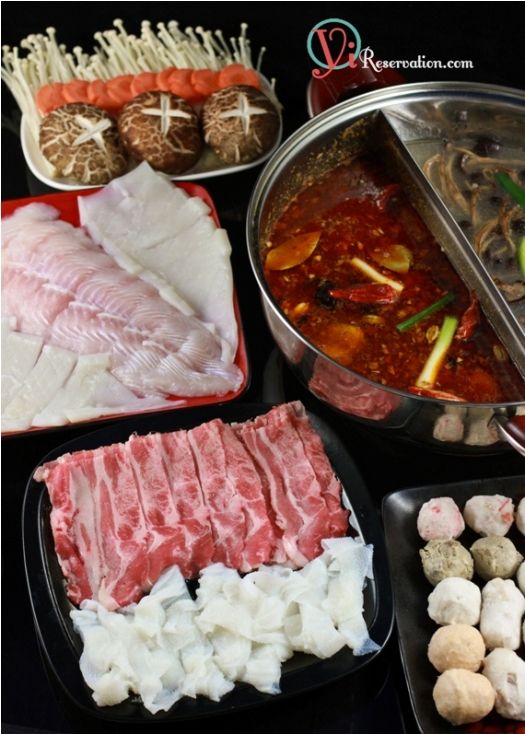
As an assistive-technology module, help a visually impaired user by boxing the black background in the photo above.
[2,3,525,734]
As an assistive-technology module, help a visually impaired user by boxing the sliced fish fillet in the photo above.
[79,162,238,362]
[32,354,173,427]
[2,202,242,398]
[2,344,77,431]
[2,330,44,405]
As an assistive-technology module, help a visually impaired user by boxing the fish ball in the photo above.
[463,495,514,536]
[480,578,525,650]
[432,669,495,725]
[470,536,523,581]
[482,648,525,721]
[417,497,464,541]
[420,540,473,586]
[427,624,485,673]
[428,577,481,626]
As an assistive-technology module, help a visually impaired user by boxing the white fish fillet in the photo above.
[79,162,238,362]
[2,202,242,400]
[2,331,44,405]
[32,353,174,427]
[2,344,76,431]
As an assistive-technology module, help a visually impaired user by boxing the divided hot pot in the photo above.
[246,82,525,453]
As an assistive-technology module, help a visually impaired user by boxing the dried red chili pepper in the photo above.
[329,283,398,304]
[456,293,480,340]
[408,386,466,401]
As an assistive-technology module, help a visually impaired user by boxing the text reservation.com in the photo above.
[360,48,474,71]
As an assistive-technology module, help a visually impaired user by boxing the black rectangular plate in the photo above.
[382,476,525,734]
[23,402,394,723]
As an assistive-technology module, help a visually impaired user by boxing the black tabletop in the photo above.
[2,4,525,734]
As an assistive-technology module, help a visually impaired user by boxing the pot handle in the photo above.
[495,414,525,457]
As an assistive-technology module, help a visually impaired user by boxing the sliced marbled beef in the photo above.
[34,403,349,610]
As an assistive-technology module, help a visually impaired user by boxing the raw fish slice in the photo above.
[75,268,193,335]
[2,203,98,261]
[111,161,188,206]
[5,242,116,293]
[137,341,240,397]
[62,378,175,424]
[45,303,238,398]
[2,266,73,332]
[3,200,242,399]
[1,202,63,247]
[79,163,238,360]
[32,354,170,427]
[2,344,76,431]
[2,331,43,405]
[75,269,220,358]
[80,162,209,251]
[135,222,237,361]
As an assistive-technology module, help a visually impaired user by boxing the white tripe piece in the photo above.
[71,537,378,714]
[79,162,238,363]
[321,537,380,655]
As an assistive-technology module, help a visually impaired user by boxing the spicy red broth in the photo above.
[263,159,524,403]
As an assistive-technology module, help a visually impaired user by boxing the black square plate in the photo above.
[382,476,525,734]
[23,402,394,723]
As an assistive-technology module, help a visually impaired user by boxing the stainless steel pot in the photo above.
[246,82,525,453]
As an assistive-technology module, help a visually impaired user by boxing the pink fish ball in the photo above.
[417,497,465,541]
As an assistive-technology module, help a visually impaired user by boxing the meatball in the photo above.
[470,536,523,580]
[480,578,525,650]
[482,648,525,720]
[427,577,481,626]
[417,497,465,541]
[420,539,473,586]
[463,494,514,536]
[433,669,495,725]
[427,624,485,673]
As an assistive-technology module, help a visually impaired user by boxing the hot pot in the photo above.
[246,82,525,453]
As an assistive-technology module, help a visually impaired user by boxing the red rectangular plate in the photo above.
[1,183,249,437]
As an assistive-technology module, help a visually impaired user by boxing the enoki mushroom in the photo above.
[2,19,275,141]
